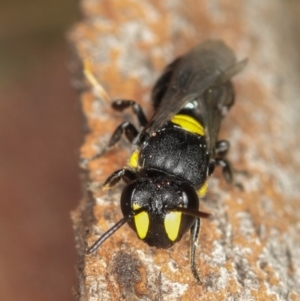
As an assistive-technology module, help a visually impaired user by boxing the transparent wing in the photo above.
[195,58,247,155]
[146,40,246,155]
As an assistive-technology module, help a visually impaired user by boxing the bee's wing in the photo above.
[196,58,247,155]
[146,41,246,155]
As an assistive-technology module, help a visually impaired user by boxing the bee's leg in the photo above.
[215,140,246,189]
[81,121,139,167]
[190,217,201,283]
[215,158,233,184]
[88,168,137,193]
[215,140,230,157]
[81,100,146,167]
[112,99,148,127]
[103,168,137,188]
[215,158,245,191]
[215,140,236,183]
[107,121,138,147]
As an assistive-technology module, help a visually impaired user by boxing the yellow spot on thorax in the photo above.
[197,181,208,197]
[128,150,139,168]
[133,204,149,239]
[164,211,182,241]
[171,114,204,135]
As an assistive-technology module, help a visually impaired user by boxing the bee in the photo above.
[87,40,246,281]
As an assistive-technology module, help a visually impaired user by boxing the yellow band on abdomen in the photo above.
[171,114,204,135]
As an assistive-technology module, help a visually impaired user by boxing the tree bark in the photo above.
[70,1,300,300]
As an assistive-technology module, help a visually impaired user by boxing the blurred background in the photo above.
[1,0,300,301]
[0,0,81,300]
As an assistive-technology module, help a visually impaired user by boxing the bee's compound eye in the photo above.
[120,183,136,216]
[181,183,199,210]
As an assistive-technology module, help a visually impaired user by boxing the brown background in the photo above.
[0,0,81,300]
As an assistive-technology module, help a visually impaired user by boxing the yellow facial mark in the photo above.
[198,181,208,197]
[164,211,182,241]
[171,114,204,135]
[133,204,149,239]
[128,150,139,168]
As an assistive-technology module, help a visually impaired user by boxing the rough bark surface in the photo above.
[70,1,300,300]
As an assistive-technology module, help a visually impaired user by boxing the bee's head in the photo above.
[121,175,206,248]
[87,174,210,254]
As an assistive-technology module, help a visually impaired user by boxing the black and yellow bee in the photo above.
[87,40,246,281]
